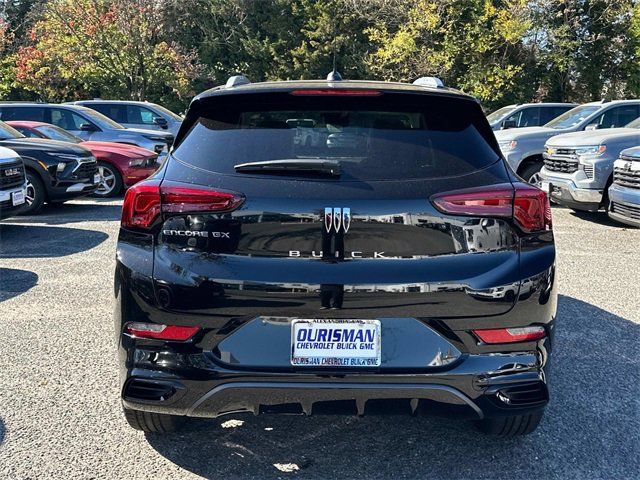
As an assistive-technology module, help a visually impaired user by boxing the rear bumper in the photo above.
[121,350,549,420]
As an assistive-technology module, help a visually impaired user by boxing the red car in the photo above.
[7,121,159,197]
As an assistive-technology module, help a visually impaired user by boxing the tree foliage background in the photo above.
[0,0,638,112]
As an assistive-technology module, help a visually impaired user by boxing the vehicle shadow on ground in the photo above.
[0,268,38,302]
[568,209,627,228]
[0,417,5,447]
[0,224,108,258]
[145,295,640,480]
[5,200,122,225]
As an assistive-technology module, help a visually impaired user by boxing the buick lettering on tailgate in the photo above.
[291,319,381,367]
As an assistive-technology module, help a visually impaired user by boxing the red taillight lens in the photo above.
[161,183,244,214]
[121,181,244,230]
[513,183,552,232]
[431,183,552,233]
[473,326,546,344]
[121,181,161,229]
[125,322,200,341]
[290,89,382,96]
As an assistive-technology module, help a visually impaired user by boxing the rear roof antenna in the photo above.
[326,21,342,81]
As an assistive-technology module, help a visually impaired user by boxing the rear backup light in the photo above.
[290,89,382,96]
[125,322,200,341]
[121,180,244,230]
[431,183,552,232]
[473,326,546,344]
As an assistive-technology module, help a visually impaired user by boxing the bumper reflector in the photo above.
[125,322,200,341]
[473,326,546,344]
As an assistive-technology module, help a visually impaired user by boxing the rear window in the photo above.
[173,92,500,180]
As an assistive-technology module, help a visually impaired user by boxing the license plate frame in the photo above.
[11,189,25,206]
[291,319,381,367]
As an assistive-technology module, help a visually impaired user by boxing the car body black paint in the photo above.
[0,134,98,202]
[116,80,556,431]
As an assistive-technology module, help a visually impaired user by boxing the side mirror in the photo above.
[501,120,518,129]
[79,123,97,132]
[584,123,599,131]
[152,116,168,128]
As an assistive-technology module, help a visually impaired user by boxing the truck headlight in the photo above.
[575,145,606,157]
[498,140,517,152]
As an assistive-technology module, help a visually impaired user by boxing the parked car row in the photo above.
[0,99,182,218]
[488,99,640,228]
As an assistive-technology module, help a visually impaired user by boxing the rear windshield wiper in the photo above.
[234,159,341,177]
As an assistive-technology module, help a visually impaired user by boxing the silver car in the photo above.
[0,103,173,160]
[540,118,640,212]
[486,103,576,131]
[69,100,183,136]
[495,100,640,184]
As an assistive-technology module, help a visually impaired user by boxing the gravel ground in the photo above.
[0,199,639,480]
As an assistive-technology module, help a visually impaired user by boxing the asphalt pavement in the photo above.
[0,199,639,480]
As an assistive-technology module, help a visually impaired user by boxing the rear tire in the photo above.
[520,163,543,186]
[122,407,183,433]
[22,171,46,215]
[476,410,543,436]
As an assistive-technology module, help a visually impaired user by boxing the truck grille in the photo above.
[70,159,97,180]
[0,161,26,189]
[613,160,640,190]
[610,201,640,220]
[543,155,579,174]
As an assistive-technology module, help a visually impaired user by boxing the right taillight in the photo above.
[431,182,552,233]
[121,180,244,230]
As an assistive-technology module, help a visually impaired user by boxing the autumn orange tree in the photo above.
[14,0,200,108]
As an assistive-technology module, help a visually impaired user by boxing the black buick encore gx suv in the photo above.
[115,75,556,436]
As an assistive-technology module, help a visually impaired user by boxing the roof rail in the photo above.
[225,75,251,88]
[413,76,444,88]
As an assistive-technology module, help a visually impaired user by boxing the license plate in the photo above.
[93,173,101,184]
[540,181,550,193]
[11,189,25,206]
[291,319,381,367]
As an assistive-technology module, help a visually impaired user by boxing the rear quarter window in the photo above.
[173,92,500,181]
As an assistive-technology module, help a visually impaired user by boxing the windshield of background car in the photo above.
[152,104,183,121]
[625,117,640,129]
[75,106,124,129]
[0,121,25,140]
[35,125,82,143]
[173,92,500,180]
[545,105,600,129]
[486,105,517,123]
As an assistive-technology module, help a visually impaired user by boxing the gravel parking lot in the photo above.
[0,199,639,480]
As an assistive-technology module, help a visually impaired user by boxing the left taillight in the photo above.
[431,182,552,233]
[121,180,244,230]
[125,322,200,341]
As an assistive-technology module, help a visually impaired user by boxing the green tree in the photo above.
[362,0,535,109]
[13,0,201,110]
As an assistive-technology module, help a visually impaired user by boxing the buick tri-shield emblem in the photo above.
[325,207,351,233]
